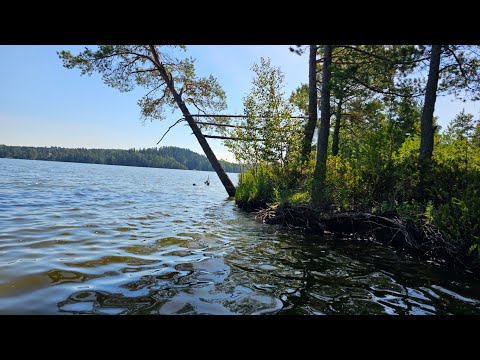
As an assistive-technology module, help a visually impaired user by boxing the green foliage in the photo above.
[287,191,311,206]
[445,109,476,140]
[235,46,480,262]
[328,45,420,101]
[325,155,360,210]
[323,107,480,253]
[238,101,480,257]
[424,160,480,253]
[394,201,425,222]
[235,165,276,210]
[436,46,480,100]
[235,163,312,210]
[0,145,242,172]
[58,45,227,125]
[435,110,480,172]
[227,58,307,209]
[225,57,302,169]
[289,83,309,116]
[432,179,480,253]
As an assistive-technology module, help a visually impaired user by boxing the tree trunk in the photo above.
[331,95,343,156]
[420,45,441,163]
[301,45,318,163]
[419,45,442,198]
[312,45,333,204]
[149,45,236,197]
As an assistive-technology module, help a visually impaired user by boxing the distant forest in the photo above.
[0,145,242,173]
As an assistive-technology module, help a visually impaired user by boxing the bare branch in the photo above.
[194,120,262,130]
[188,98,207,115]
[143,82,166,98]
[126,68,158,76]
[204,135,263,141]
[157,118,185,144]
[186,114,308,119]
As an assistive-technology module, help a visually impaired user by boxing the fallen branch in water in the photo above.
[325,212,418,248]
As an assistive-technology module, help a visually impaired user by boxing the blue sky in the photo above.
[1,45,478,162]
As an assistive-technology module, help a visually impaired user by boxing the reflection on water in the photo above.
[1,158,480,315]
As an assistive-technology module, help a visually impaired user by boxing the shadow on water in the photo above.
[52,232,480,315]
[1,158,480,315]
[54,229,480,315]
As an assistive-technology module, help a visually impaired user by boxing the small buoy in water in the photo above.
[204,176,210,186]
[193,183,196,186]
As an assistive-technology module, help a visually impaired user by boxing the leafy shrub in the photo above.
[235,165,276,210]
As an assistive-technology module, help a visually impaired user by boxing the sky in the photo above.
[1,45,479,162]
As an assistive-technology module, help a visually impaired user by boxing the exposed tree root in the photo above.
[250,203,480,273]
[255,204,323,232]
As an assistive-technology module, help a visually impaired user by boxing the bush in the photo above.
[236,130,480,259]
[431,172,480,254]
[235,165,276,210]
[235,163,311,210]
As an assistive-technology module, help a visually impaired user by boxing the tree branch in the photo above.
[339,45,430,65]
[144,82,166,98]
[439,63,457,73]
[157,118,185,144]
[204,135,264,141]
[126,68,158,76]
[445,46,474,90]
[340,45,392,62]
[351,75,421,98]
[193,120,262,130]
[188,98,207,115]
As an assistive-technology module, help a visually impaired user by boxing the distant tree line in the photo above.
[0,145,242,173]
[59,45,237,196]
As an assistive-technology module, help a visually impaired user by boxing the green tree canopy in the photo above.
[59,45,227,122]
[225,57,301,169]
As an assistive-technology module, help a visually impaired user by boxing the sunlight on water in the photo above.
[1,158,480,314]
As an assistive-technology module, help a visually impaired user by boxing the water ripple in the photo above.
[1,158,480,314]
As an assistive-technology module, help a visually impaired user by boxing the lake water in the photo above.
[1,158,480,314]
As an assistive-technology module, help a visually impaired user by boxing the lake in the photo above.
[1,158,480,314]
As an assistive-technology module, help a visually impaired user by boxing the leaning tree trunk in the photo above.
[419,45,442,199]
[149,45,236,197]
[312,45,333,204]
[331,94,343,156]
[301,45,318,163]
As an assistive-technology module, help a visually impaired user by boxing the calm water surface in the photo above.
[1,158,480,314]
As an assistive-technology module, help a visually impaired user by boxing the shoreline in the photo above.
[236,201,480,277]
